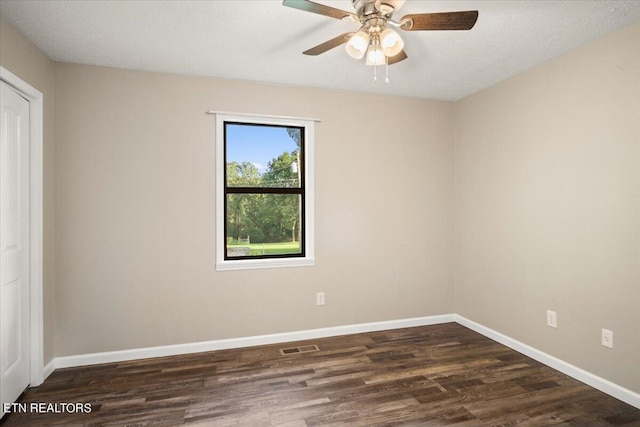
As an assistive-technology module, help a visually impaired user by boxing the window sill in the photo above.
[216,257,315,272]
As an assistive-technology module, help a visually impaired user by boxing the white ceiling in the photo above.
[2,0,640,101]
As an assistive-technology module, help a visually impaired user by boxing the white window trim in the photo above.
[215,113,315,271]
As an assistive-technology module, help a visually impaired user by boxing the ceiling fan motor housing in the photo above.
[352,0,388,18]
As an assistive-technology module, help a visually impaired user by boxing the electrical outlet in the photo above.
[546,310,557,328]
[602,329,613,348]
[316,292,325,306]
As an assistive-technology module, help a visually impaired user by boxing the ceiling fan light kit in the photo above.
[283,0,478,82]
[380,28,404,57]
[366,43,385,66]
[345,30,370,59]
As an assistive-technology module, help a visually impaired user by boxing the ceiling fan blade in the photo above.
[400,11,478,31]
[303,33,354,56]
[387,49,408,65]
[283,0,357,21]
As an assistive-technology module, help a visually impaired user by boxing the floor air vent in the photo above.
[279,344,319,356]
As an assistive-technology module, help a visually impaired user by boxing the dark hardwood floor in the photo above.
[2,323,639,426]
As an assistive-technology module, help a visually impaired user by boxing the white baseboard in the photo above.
[43,313,639,410]
[456,315,640,409]
[42,358,56,380]
[54,314,456,369]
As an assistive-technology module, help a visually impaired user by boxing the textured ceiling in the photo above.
[1,0,640,101]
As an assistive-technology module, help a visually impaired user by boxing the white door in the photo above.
[0,80,30,417]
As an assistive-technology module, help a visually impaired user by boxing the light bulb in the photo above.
[380,28,404,57]
[345,31,370,59]
[366,44,385,66]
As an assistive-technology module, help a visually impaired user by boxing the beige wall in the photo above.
[53,64,455,356]
[455,22,640,393]
[0,15,56,365]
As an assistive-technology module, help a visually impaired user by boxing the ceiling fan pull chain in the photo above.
[374,62,377,83]
[385,57,390,83]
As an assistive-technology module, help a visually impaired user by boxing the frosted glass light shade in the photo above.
[366,44,385,66]
[345,31,370,59]
[380,28,404,57]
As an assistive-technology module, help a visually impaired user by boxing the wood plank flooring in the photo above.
[2,323,639,426]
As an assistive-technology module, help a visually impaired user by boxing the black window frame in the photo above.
[223,121,306,261]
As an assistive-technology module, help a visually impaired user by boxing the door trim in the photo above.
[0,66,44,387]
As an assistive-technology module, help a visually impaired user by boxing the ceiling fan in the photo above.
[282,0,478,67]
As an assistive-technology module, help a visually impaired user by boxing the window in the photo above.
[215,113,315,271]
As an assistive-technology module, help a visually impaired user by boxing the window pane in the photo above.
[226,193,302,257]
[226,124,302,188]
